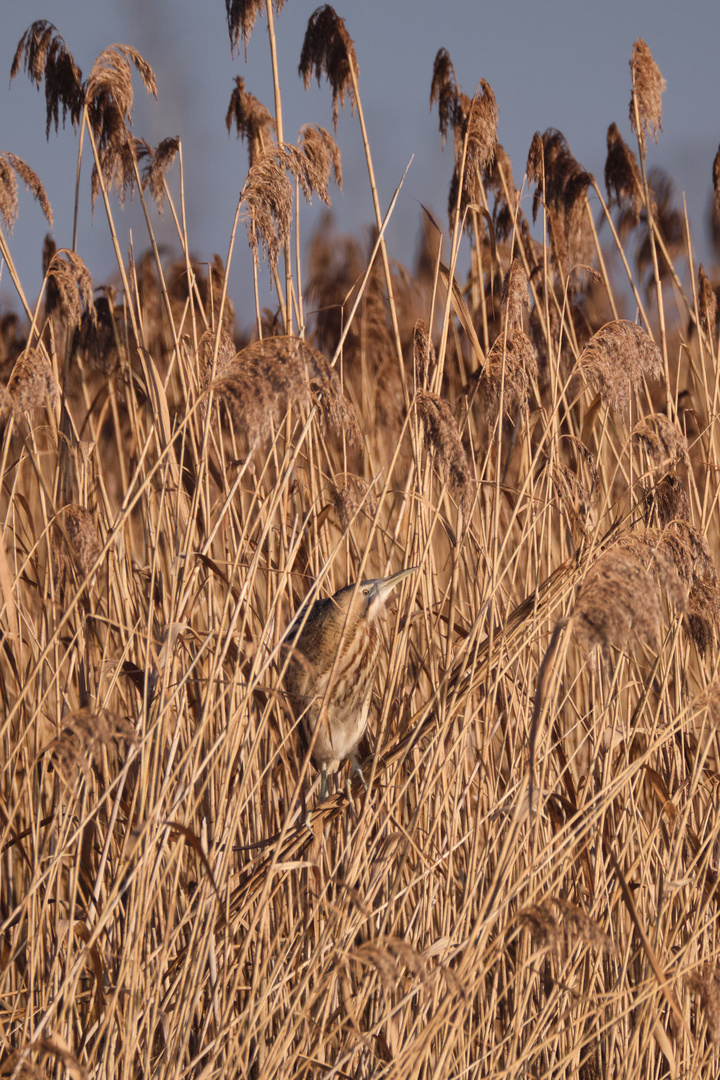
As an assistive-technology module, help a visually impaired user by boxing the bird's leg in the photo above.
[349,752,368,793]
[319,763,328,801]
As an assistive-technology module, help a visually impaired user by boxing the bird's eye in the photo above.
[362,588,369,595]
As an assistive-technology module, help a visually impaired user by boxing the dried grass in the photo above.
[4,17,720,1080]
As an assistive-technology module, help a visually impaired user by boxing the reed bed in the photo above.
[2,9,720,1079]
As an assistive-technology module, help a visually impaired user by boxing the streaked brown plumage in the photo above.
[284,567,416,798]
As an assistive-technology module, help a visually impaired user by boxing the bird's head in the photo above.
[335,566,417,623]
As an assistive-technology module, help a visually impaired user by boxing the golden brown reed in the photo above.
[430,51,498,225]
[52,504,102,597]
[415,390,472,515]
[578,319,662,411]
[476,327,537,422]
[44,248,94,329]
[298,124,342,202]
[85,44,157,208]
[45,706,135,787]
[299,5,357,131]
[501,257,529,330]
[605,122,643,220]
[196,325,236,392]
[698,264,718,340]
[413,319,435,390]
[10,20,84,137]
[572,544,663,653]
[685,966,720,1044]
[225,77,275,165]
[211,334,360,448]
[137,136,180,213]
[240,141,338,272]
[5,16,720,1080]
[429,48,460,148]
[5,346,59,415]
[225,0,286,58]
[0,153,53,232]
[629,38,665,149]
[632,412,689,470]
[516,898,614,956]
[526,128,594,273]
[329,472,377,532]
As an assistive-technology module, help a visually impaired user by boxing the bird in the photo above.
[283,567,417,799]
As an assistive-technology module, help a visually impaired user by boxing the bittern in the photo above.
[283,567,417,799]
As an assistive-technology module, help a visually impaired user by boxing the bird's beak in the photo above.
[374,566,418,603]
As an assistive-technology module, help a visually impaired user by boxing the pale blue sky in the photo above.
[2,0,719,328]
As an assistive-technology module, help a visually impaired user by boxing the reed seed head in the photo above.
[226,77,275,166]
[698,264,718,340]
[430,48,460,146]
[526,129,593,272]
[329,473,377,532]
[11,20,84,137]
[605,123,643,220]
[0,153,53,232]
[86,44,157,209]
[138,136,180,213]
[299,5,357,132]
[578,320,662,411]
[413,320,435,390]
[572,544,663,654]
[44,249,94,329]
[477,328,537,422]
[5,347,59,416]
[632,412,689,470]
[241,142,331,271]
[226,0,286,58]
[415,390,473,515]
[630,39,665,149]
[686,966,720,1044]
[501,258,529,330]
[299,124,343,202]
[196,326,236,393]
[211,335,360,448]
[45,707,135,787]
[53,504,103,596]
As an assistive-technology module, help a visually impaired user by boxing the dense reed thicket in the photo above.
[3,8,720,1079]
